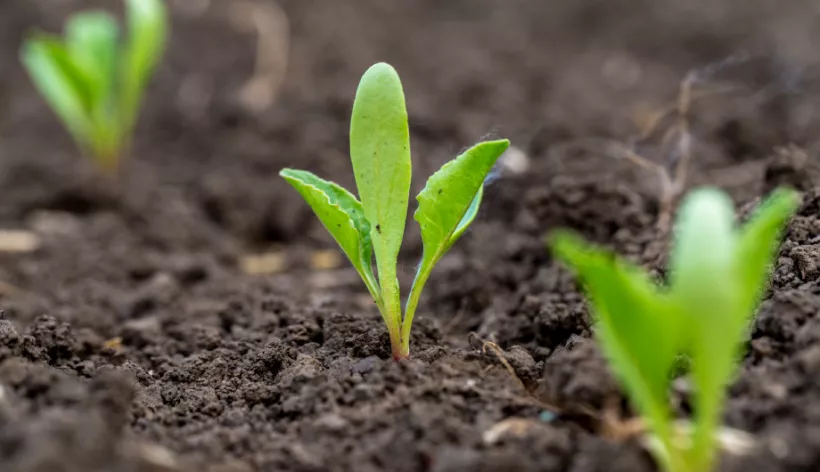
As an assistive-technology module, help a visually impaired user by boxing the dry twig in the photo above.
[557,54,758,231]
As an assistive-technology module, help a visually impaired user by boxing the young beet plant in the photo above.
[281,63,509,360]
[21,0,168,174]
[548,187,799,472]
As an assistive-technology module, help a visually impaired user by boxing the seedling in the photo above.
[548,187,798,472]
[281,62,509,359]
[21,0,168,174]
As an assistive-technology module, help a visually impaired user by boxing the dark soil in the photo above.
[1,1,820,471]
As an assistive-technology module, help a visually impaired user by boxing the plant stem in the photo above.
[664,443,690,472]
[642,409,692,472]
[400,265,433,358]
[380,284,404,360]
[389,322,404,360]
[374,295,403,360]
[89,128,122,177]
[367,282,404,360]
[689,416,718,472]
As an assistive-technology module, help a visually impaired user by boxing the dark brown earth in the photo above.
[1,1,820,471]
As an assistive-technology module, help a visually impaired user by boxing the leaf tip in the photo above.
[357,62,404,97]
[363,61,399,79]
[279,168,303,186]
[484,138,511,156]
[764,186,801,215]
[20,31,45,54]
[676,186,736,232]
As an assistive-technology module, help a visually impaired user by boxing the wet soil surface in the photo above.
[1,1,820,471]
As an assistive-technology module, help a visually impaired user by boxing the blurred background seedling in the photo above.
[20,0,168,175]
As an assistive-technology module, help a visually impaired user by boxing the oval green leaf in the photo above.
[349,62,412,322]
[21,35,94,149]
[121,0,168,134]
[66,11,119,109]
[668,188,744,466]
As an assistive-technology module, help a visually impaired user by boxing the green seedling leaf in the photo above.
[548,186,799,472]
[549,231,682,453]
[349,62,412,347]
[121,0,168,136]
[448,185,484,253]
[400,140,509,355]
[280,169,379,301]
[21,36,93,148]
[416,140,509,270]
[671,187,799,469]
[735,188,800,313]
[65,11,121,163]
[668,189,742,470]
[66,11,119,105]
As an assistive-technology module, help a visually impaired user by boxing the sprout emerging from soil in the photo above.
[281,62,509,360]
[20,0,168,175]
[548,187,799,472]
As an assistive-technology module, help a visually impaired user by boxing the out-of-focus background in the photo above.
[1,0,818,245]
[0,1,819,472]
